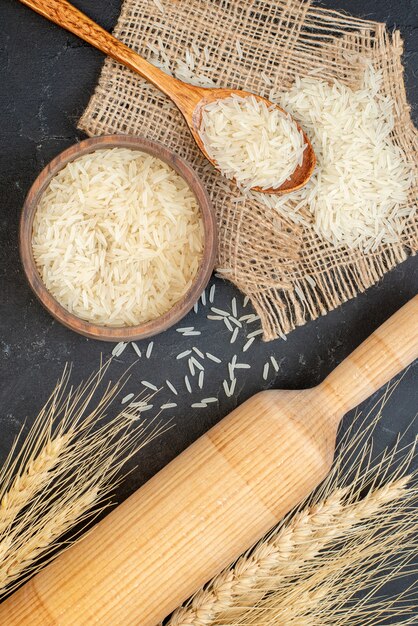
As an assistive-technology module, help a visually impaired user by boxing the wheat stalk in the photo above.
[0,362,168,598]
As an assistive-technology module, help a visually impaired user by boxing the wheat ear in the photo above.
[0,434,68,535]
[237,486,418,626]
[169,476,409,626]
[0,488,99,592]
[0,362,169,598]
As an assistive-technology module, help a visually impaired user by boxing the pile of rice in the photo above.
[32,148,204,326]
[198,95,306,192]
[268,66,415,251]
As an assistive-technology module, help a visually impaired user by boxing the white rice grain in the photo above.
[131,342,141,358]
[193,347,205,359]
[209,284,216,303]
[177,349,192,359]
[188,359,196,377]
[247,328,263,339]
[211,307,229,316]
[243,337,255,352]
[223,318,233,332]
[263,363,270,380]
[270,355,279,372]
[231,297,237,317]
[198,370,204,389]
[112,342,127,357]
[166,379,178,395]
[230,327,239,344]
[190,357,204,371]
[141,381,158,392]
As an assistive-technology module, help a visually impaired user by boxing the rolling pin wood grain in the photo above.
[1,297,417,625]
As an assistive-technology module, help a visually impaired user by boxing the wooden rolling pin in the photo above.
[1,297,417,625]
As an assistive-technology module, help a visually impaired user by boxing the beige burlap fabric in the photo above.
[79,0,417,340]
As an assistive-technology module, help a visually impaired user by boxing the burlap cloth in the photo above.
[79,0,417,340]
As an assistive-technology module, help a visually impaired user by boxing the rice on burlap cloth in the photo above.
[79,0,417,340]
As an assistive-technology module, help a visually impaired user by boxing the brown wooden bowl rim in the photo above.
[20,135,217,342]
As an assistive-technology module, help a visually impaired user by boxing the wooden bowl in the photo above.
[20,135,217,342]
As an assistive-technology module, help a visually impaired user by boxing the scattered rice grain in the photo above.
[198,370,204,389]
[230,327,239,344]
[188,359,196,377]
[190,357,204,371]
[112,342,127,357]
[270,355,279,371]
[243,337,255,352]
[141,381,158,392]
[263,363,270,380]
[209,284,216,303]
[211,307,229,316]
[166,380,178,395]
[177,349,192,359]
[231,297,237,317]
[247,328,263,339]
[131,342,141,358]
[121,393,134,404]
[224,318,233,332]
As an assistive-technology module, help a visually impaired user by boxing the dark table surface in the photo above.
[0,0,417,614]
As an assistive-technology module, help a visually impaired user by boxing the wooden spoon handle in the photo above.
[321,296,418,422]
[19,0,179,96]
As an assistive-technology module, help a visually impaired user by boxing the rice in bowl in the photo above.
[32,147,204,326]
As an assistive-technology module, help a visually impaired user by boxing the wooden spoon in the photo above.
[19,0,316,194]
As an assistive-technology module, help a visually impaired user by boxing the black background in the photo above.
[0,0,417,616]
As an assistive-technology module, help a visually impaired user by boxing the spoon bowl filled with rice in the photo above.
[20,135,217,341]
